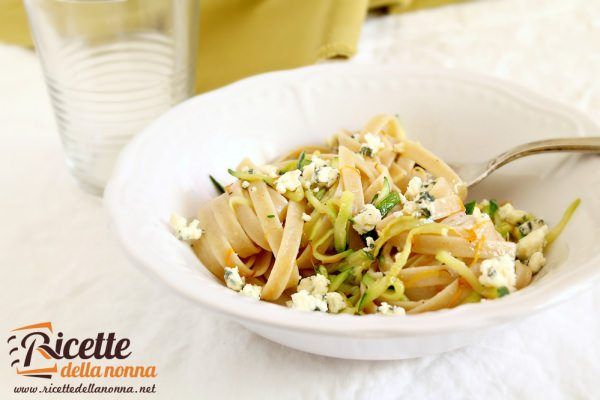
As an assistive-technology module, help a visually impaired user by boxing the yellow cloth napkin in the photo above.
[0,0,464,93]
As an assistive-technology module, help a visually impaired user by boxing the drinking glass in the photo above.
[24,0,199,195]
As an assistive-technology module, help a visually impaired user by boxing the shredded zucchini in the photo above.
[227,168,275,184]
[372,177,391,204]
[546,198,581,246]
[376,192,402,218]
[435,250,497,299]
[334,191,354,252]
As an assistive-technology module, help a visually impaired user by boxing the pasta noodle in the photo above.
[174,114,580,316]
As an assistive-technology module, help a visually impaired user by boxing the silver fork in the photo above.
[449,137,600,188]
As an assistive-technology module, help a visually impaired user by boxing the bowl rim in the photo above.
[104,63,600,337]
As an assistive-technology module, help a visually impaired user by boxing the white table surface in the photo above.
[1,0,599,399]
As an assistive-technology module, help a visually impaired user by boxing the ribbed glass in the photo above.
[24,0,199,194]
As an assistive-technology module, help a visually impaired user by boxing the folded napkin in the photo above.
[0,0,464,93]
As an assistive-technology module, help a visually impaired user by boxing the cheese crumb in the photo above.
[170,213,203,241]
[352,204,382,234]
[325,292,346,314]
[478,255,517,291]
[377,302,406,316]
[314,166,339,187]
[527,251,546,273]
[301,155,339,188]
[224,266,245,291]
[498,203,528,225]
[405,177,423,200]
[516,225,548,260]
[360,132,385,156]
[290,290,328,312]
[241,180,250,189]
[240,284,262,300]
[302,213,312,222]
[363,236,376,252]
[297,274,329,297]
[275,170,302,194]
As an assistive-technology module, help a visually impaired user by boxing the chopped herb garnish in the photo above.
[209,175,225,194]
[465,201,476,215]
[359,147,373,158]
[488,199,499,218]
[267,214,275,218]
[497,287,509,297]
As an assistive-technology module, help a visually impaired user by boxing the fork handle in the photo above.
[490,137,600,169]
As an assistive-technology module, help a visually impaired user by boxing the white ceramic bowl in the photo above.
[104,64,600,360]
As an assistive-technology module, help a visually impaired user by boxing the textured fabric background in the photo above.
[0,0,464,93]
[1,0,598,399]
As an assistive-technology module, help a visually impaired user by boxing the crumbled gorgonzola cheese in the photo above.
[240,283,262,300]
[405,177,423,200]
[314,166,339,187]
[352,204,382,234]
[325,292,346,314]
[478,254,517,291]
[224,266,245,291]
[360,132,385,156]
[402,177,437,218]
[290,290,328,312]
[527,251,546,273]
[275,170,302,194]
[516,225,548,260]
[363,236,375,252]
[377,302,406,316]
[497,203,528,225]
[297,274,330,297]
[241,180,250,189]
[517,218,545,237]
[170,213,203,241]
[301,155,326,187]
[289,274,349,314]
[301,155,339,188]
[302,213,312,222]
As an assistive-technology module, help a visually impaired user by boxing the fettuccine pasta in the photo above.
[171,115,580,316]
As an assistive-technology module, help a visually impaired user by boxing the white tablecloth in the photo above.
[1,0,599,398]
